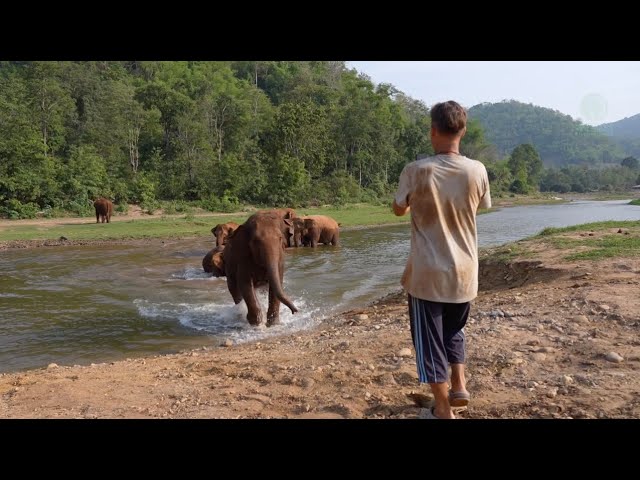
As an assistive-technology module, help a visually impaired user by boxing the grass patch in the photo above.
[0,204,414,243]
[629,199,640,206]
[563,235,640,260]
[536,221,640,237]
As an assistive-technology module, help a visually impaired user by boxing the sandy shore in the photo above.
[1,226,639,419]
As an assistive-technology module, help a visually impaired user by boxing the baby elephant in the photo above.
[94,198,113,223]
[202,246,225,276]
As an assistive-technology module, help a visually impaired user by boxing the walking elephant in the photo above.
[211,222,240,247]
[293,215,340,247]
[94,198,113,223]
[216,211,298,327]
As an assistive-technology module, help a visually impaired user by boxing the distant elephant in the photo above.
[217,211,298,327]
[94,198,113,223]
[211,222,240,247]
[202,246,225,275]
[293,215,340,248]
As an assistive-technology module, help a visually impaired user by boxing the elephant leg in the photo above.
[311,233,319,248]
[241,278,264,326]
[96,212,99,223]
[332,231,340,246]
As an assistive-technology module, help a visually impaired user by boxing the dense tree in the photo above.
[621,156,639,169]
[2,63,639,218]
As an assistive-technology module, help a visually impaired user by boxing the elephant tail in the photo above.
[266,264,298,315]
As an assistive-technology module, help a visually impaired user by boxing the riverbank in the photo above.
[0,194,586,250]
[1,221,638,419]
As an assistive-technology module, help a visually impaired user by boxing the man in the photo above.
[392,100,491,419]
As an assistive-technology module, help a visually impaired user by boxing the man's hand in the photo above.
[392,199,410,216]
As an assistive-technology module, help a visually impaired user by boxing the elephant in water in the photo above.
[202,246,225,275]
[215,211,298,327]
[211,222,240,247]
[293,215,340,247]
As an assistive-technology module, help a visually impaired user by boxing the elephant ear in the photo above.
[212,224,221,235]
[212,251,225,273]
[283,218,294,236]
[304,218,315,229]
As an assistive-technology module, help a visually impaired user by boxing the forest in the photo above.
[1,62,638,219]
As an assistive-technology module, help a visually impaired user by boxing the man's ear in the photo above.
[459,126,467,139]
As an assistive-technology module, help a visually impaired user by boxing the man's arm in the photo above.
[392,199,410,216]
[392,165,411,216]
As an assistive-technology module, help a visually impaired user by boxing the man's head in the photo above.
[430,101,467,143]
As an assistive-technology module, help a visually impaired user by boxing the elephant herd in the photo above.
[202,208,341,327]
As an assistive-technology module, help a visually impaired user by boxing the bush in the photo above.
[115,203,129,214]
[1,199,40,219]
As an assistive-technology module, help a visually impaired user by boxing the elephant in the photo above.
[202,246,225,275]
[216,211,298,327]
[94,198,113,223]
[211,222,240,247]
[293,215,340,248]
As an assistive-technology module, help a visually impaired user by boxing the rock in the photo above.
[296,412,345,419]
[605,352,624,363]
[599,304,611,311]
[617,228,623,233]
[489,310,505,318]
[531,353,547,362]
[223,339,234,347]
[397,348,413,358]
[539,347,555,353]
[511,358,524,365]
[562,375,574,385]
[572,315,589,324]
[356,314,369,321]
[59,236,68,241]
[375,373,397,386]
[365,392,372,400]
[301,378,315,389]
[526,339,540,346]
[368,364,376,371]
[47,363,59,369]
[546,388,558,398]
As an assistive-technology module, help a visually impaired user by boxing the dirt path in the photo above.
[1,235,639,419]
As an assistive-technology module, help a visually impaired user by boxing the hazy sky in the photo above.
[347,61,640,126]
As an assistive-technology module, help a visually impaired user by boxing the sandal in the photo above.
[448,390,470,407]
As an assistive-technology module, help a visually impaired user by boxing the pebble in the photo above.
[47,363,58,369]
[531,353,547,362]
[301,378,315,388]
[572,315,589,324]
[562,375,574,385]
[605,352,624,363]
[357,314,369,321]
[397,348,413,358]
[223,339,234,347]
[599,305,611,311]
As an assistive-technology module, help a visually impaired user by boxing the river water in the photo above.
[0,200,637,372]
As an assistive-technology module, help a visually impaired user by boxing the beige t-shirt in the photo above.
[394,154,491,303]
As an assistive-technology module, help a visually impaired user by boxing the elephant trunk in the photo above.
[266,264,298,315]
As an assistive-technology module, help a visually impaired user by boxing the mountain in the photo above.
[597,114,640,158]
[468,100,625,167]
[598,113,640,138]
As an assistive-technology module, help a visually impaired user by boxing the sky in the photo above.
[347,61,640,126]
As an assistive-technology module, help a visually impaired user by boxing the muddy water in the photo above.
[0,200,638,372]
